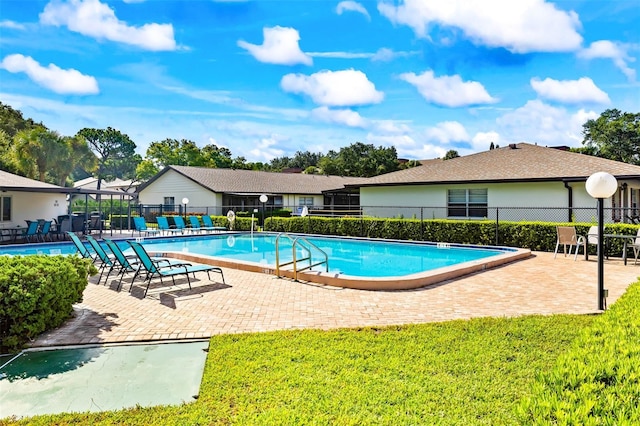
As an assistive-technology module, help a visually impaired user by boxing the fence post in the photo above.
[420,207,424,241]
[495,207,499,246]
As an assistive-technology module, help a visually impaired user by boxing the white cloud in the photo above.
[249,136,286,162]
[424,121,469,144]
[496,99,598,147]
[311,106,367,128]
[399,70,497,107]
[471,131,501,151]
[373,120,412,134]
[0,20,27,30]
[336,1,370,20]
[307,48,419,62]
[39,0,176,51]
[307,51,373,59]
[237,26,312,66]
[281,69,384,107]
[378,0,582,53]
[578,40,636,81]
[531,77,610,104]
[122,0,145,3]
[0,54,99,95]
[372,47,420,62]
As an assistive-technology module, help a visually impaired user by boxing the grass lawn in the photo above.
[9,314,594,425]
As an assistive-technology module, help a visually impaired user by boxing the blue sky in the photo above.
[1,0,639,162]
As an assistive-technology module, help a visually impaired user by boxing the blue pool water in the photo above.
[0,234,510,278]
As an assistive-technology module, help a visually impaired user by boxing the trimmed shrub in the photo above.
[517,281,640,424]
[263,217,639,255]
[0,255,97,353]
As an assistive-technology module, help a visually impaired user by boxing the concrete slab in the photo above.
[0,341,208,419]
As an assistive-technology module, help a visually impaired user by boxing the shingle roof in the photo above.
[354,143,640,187]
[0,169,65,189]
[142,166,368,195]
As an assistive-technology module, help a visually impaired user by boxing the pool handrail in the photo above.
[292,236,328,281]
[274,233,328,280]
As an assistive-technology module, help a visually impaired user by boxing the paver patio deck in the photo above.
[31,251,640,348]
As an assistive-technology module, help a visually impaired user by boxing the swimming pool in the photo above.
[0,233,530,290]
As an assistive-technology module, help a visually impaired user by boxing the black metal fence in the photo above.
[134,204,636,226]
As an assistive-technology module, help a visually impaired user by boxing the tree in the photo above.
[135,159,159,182]
[582,109,640,165]
[318,142,400,177]
[11,127,65,181]
[52,135,97,186]
[77,127,141,187]
[443,150,460,160]
[0,102,42,139]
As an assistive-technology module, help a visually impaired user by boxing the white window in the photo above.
[447,189,487,218]
[163,197,175,205]
[1,196,11,222]
[299,197,314,206]
[273,196,283,207]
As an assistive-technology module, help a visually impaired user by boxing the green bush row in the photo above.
[0,255,97,353]
[517,280,640,424]
[263,217,640,256]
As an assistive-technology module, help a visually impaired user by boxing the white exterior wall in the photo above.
[361,181,606,222]
[137,170,222,210]
[1,191,67,227]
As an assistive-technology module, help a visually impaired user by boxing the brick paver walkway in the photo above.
[32,251,640,347]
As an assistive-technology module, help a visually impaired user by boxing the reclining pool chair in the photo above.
[67,231,99,263]
[133,217,161,238]
[127,241,225,297]
[202,215,227,233]
[86,235,133,283]
[156,216,183,236]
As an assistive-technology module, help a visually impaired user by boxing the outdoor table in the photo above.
[586,233,637,265]
[1,226,25,243]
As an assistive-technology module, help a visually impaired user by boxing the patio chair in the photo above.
[86,235,123,283]
[127,240,225,297]
[554,226,585,260]
[133,217,161,237]
[156,216,183,236]
[104,238,140,288]
[188,216,205,233]
[20,221,39,243]
[37,220,53,242]
[103,238,187,290]
[172,216,190,233]
[67,232,98,262]
[627,229,640,265]
[202,215,227,233]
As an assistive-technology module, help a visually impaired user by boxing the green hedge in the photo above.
[0,255,97,353]
[263,217,640,256]
[517,280,640,424]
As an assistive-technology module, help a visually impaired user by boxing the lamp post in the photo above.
[585,172,618,311]
[259,194,268,230]
[182,197,189,223]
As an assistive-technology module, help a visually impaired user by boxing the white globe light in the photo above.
[259,194,268,203]
[182,197,189,205]
[586,172,618,199]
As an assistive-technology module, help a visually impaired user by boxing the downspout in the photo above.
[564,181,573,222]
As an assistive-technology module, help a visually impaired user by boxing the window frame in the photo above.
[447,188,488,218]
[1,196,11,222]
[298,197,314,207]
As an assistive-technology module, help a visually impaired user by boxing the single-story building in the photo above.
[135,166,365,215]
[349,143,640,223]
[0,169,135,238]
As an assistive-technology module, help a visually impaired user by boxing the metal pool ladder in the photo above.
[275,233,328,281]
